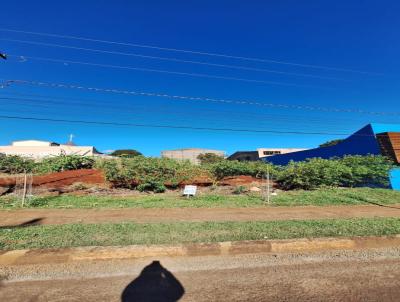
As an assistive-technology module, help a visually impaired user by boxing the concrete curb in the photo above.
[1,235,400,266]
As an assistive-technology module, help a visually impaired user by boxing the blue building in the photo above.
[263,123,400,190]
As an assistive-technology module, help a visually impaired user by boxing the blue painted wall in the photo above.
[264,124,381,165]
[390,168,400,191]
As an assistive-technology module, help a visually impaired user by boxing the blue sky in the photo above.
[0,0,399,156]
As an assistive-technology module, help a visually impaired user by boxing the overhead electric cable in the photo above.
[0,93,388,126]
[0,28,381,75]
[0,38,347,81]
[1,96,370,131]
[0,114,372,136]
[1,79,398,116]
[7,54,321,88]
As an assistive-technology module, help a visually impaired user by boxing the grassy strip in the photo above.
[1,218,400,250]
[1,188,400,209]
[0,194,265,209]
[270,188,400,206]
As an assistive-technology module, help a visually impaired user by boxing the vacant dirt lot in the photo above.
[1,204,400,226]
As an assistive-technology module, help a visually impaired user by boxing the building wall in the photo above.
[257,148,308,158]
[263,124,382,165]
[0,144,99,158]
[161,148,225,164]
[11,140,56,147]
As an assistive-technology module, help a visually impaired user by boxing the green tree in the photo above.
[197,153,224,164]
[319,139,343,148]
[111,149,142,158]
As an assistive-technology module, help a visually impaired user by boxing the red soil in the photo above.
[0,169,105,188]
[219,175,264,186]
[0,170,264,190]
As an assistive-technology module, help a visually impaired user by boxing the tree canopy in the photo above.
[319,139,344,148]
[111,149,142,158]
[197,153,224,164]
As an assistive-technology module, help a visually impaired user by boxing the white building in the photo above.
[0,140,103,158]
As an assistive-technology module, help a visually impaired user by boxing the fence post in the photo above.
[21,172,27,207]
[267,166,270,204]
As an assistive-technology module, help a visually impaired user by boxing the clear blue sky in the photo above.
[0,1,399,156]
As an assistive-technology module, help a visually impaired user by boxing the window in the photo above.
[263,150,281,155]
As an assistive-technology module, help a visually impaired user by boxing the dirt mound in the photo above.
[0,169,105,189]
[219,175,264,186]
[33,169,105,188]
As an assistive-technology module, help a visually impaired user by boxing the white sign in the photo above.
[183,185,197,196]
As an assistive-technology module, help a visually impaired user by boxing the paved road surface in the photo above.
[1,248,400,301]
[2,204,400,226]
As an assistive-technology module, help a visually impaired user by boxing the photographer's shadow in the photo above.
[121,260,185,302]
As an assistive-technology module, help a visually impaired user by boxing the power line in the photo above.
[0,92,390,126]
[0,38,348,81]
[0,28,382,75]
[0,114,370,136]
[0,96,370,132]
[2,79,399,116]
[7,54,323,88]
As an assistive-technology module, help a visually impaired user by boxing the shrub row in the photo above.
[0,154,394,191]
[95,156,206,192]
[0,154,95,174]
[276,155,394,190]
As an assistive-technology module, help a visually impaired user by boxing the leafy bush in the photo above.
[96,156,206,190]
[197,153,224,164]
[339,155,393,187]
[0,155,35,173]
[137,181,166,193]
[34,155,95,174]
[276,155,393,190]
[205,160,278,180]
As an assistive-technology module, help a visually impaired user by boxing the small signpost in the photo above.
[183,185,197,198]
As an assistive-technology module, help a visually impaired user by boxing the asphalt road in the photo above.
[1,248,400,301]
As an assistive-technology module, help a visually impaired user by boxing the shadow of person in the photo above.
[121,260,185,302]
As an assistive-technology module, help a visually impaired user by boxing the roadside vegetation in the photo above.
[1,188,399,209]
[0,154,95,174]
[0,153,396,193]
[1,217,400,250]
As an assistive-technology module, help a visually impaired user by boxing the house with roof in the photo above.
[0,140,104,159]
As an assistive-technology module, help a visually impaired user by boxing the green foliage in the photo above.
[137,181,166,193]
[110,149,142,158]
[197,153,224,164]
[0,155,35,173]
[98,155,393,191]
[96,156,205,191]
[2,218,400,250]
[319,139,344,148]
[276,155,393,190]
[205,160,278,180]
[34,155,95,174]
